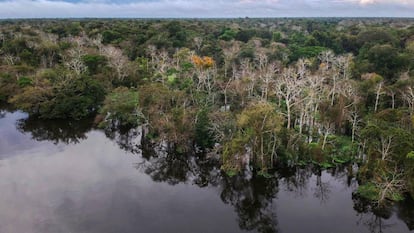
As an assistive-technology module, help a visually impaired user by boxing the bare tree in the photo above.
[2,53,19,65]
[193,37,203,52]
[147,44,157,62]
[318,50,335,72]
[374,81,384,113]
[101,45,129,81]
[239,58,257,99]
[321,122,334,150]
[259,63,277,101]
[378,135,393,161]
[334,53,353,80]
[275,67,304,129]
[222,40,240,79]
[402,86,414,115]
[374,167,405,205]
[64,47,87,76]
[348,108,362,143]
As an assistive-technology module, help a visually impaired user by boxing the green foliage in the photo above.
[289,45,327,61]
[9,78,54,116]
[326,136,356,163]
[357,183,380,201]
[102,30,123,44]
[407,151,414,159]
[361,112,414,165]
[307,142,324,163]
[2,19,414,203]
[222,132,249,173]
[406,152,414,199]
[272,32,282,42]
[48,77,105,119]
[17,76,32,87]
[0,73,18,102]
[164,21,188,48]
[82,54,107,75]
[99,87,141,128]
[356,29,397,47]
[219,28,238,41]
[194,108,214,150]
[366,44,401,80]
[10,76,105,119]
[223,102,283,172]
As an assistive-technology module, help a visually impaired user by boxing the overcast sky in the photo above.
[0,0,413,18]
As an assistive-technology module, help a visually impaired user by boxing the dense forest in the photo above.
[1,18,414,205]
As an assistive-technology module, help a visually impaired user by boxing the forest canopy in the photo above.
[1,18,414,204]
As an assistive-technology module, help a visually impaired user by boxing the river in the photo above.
[0,109,413,233]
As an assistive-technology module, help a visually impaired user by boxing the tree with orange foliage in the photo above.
[191,55,214,69]
[191,55,216,94]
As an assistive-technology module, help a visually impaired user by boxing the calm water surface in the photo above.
[0,109,413,233]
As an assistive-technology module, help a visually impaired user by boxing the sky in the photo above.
[0,0,413,18]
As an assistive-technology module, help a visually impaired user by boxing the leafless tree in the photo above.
[101,45,129,81]
[374,81,384,113]
[2,53,19,65]
[222,40,240,79]
[375,167,405,205]
[193,37,203,52]
[275,67,304,129]
[348,108,362,143]
[402,86,414,115]
[64,47,87,76]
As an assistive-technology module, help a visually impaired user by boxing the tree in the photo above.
[10,75,105,119]
[223,101,283,172]
[275,66,304,129]
[402,86,414,116]
[63,47,87,76]
[101,45,130,81]
[99,87,142,128]
[360,73,385,113]
[221,40,240,79]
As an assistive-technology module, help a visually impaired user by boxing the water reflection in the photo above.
[397,198,414,230]
[16,115,93,144]
[137,140,279,232]
[104,126,142,154]
[220,173,279,233]
[137,141,221,186]
[0,110,413,233]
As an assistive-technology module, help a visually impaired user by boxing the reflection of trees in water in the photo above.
[353,195,395,233]
[220,173,279,233]
[136,141,279,233]
[397,197,414,230]
[104,126,142,154]
[6,110,413,233]
[313,166,358,204]
[356,212,395,233]
[16,116,93,144]
[136,140,221,186]
[279,167,312,198]
[18,114,409,233]
[313,170,332,204]
[0,105,17,118]
[331,164,359,190]
[279,167,334,203]
[353,178,414,232]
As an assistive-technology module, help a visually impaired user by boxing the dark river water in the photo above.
[0,109,413,233]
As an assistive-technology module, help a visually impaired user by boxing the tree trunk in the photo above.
[374,82,383,112]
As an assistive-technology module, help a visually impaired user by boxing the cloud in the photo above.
[0,0,413,18]
[337,0,413,6]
